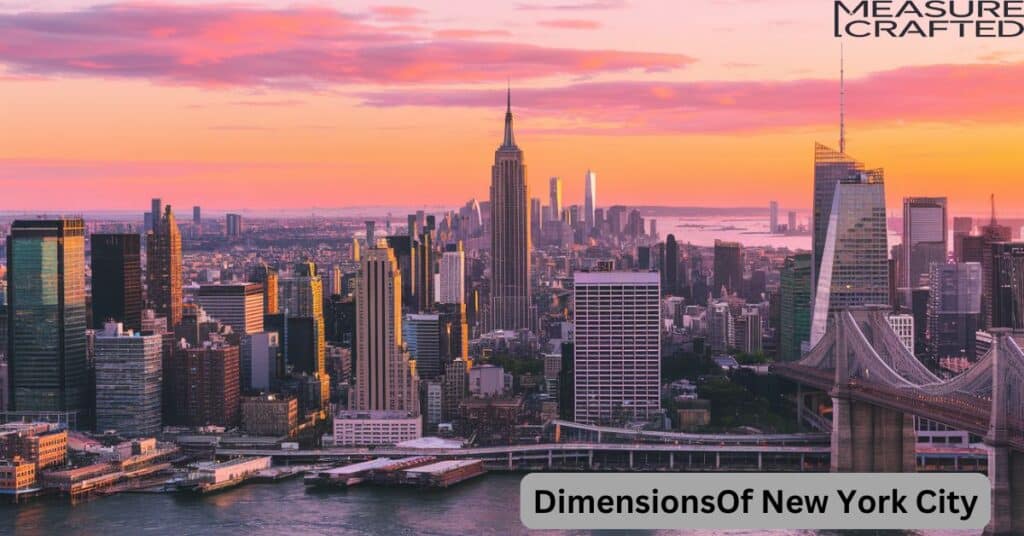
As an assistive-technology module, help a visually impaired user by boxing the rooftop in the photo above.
[574,271,660,285]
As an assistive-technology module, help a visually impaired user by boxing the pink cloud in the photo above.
[357,61,1024,133]
[0,3,689,87]
[368,5,426,21]
[433,28,512,39]
[538,19,602,29]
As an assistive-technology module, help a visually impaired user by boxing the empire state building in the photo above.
[489,89,532,331]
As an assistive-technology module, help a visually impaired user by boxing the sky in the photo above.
[1,0,1024,215]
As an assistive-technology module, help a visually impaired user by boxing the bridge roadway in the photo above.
[774,363,1024,448]
[217,442,832,472]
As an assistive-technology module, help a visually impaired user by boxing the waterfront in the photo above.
[0,473,978,536]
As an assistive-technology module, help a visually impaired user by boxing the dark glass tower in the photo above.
[6,218,89,417]
[91,233,142,332]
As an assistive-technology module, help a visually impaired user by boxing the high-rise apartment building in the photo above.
[573,271,660,425]
[902,197,947,288]
[90,233,142,332]
[489,89,532,331]
[146,205,183,327]
[810,151,888,347]
[183,340,240,427]
[196,283,265,336]
[6,218,89,416]
[779,253,812,361]
[927,262,982,360]
[352,247,419,413]
[94,322,162,437]
[736,307,762,355]
[439,242,465,304]
[707,301,733,355]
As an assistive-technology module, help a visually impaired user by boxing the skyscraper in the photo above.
[812,143,874,292]
[952,216,973,263]
[90,233,142,332]
[927,262,981,360]
[573,272,660,425]
[663,234,678,296]
[981,196,1013,328]
[94,322,162,437]
[414,231,434,312]
[6,218,89,416]
[352,247,419,412]
[902,197,947,288]
[249,263,279,315]
[769,201,779,233]
[403,313,441,380]
[439,242,465,304]
[991,242,1024,330]
[226,213,243,238]
[195,283,265,336]
[548,176,562,223]
[584,169,597,233]
[279,262,326,383]
[713,240,744,298]
[780,253,812,362]
[489,88,531,331]
[192,206,201,225]
[146,205,183,327]
[810,165,889,346]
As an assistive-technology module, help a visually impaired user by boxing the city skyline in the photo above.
[2,2,1024,212]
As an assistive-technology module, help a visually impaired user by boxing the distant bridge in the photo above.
[771,305,1024,535]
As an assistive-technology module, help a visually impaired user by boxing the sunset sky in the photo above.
[2,0,1024,215]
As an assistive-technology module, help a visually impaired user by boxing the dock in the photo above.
[305,456,485,489]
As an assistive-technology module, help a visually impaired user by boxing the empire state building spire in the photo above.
[502,84,516,149]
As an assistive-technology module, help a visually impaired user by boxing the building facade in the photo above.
[927,262,982,360]
[146,205,183,327]
[90,233,142,332]
[779,253,812,361]
[810,159,888,347]
[573,271,660,425]
[94,322,162,437]
[352,247,419,413]
[489,90,532,331]
[196,283,264,336]
[6,218,89,416]
[901,197,948,288]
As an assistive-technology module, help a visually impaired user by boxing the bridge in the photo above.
[218,441,832,472]
[771,305,1024,535]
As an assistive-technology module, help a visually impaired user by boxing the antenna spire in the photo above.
[840,41,846,154]
[991,193,997,226]
[501,81,516,148]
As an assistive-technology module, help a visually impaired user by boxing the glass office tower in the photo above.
[6,218,89,418]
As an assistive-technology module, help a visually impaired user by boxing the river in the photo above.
[0,473,978,535]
